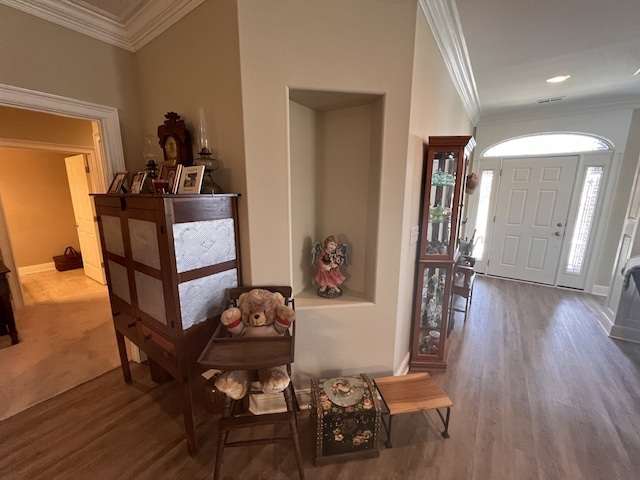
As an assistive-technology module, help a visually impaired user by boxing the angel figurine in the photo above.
[311,235,349,298]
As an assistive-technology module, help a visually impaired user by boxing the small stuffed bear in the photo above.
[214,288,295,400]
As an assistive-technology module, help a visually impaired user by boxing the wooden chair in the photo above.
[451,262,476,323]
[197,286,304,480]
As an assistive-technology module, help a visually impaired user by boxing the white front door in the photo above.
[65,155,106,284]
[487,156,578,285]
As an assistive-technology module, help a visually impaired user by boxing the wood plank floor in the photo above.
[1,275,640,479]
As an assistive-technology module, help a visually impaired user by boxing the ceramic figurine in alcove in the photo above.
[311,235,349,298]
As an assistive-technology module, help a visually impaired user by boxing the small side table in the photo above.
[0,260,19,345]
[374,372,452,448]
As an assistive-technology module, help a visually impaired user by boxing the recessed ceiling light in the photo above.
[546,75,571,83]
[634,68,640,76]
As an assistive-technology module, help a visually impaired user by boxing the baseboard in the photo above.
[18,263,56,275]
[395,351,411,376]
[609,324,640,344]
[591,284,609,297]
[596,307,614,336]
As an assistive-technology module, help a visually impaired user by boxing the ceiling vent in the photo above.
[536,96,566,104]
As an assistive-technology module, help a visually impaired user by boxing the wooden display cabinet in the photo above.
[93,193,241,455]
[410,136,474,371]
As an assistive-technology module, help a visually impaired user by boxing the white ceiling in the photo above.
[4,0,640,123]
[455,0,640,121]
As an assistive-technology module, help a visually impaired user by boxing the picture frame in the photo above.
[130,171,147,194]
[157,161,176,180]
[168,164,183,194]
[154,164,183,194]
[108,171,129,193]
[177,165,205,194]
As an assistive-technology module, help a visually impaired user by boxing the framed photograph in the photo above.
[108,171,129,193]
[168,164,183,194]
[177,165,205,194]
[130,171,147,194]
[157,161,176,180]
[153,164,182,194]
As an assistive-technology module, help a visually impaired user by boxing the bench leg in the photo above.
[384,414,394,448]
[436,407,451,438]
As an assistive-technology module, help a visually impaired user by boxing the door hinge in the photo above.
[499,168,503,177]
[160,226,165,234]
[94,215,99,222]
[100,261,104,268]
[493,215,496,223]
[487,259,490,266]
[85,165,90,173]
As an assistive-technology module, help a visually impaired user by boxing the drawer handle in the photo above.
[113,311,121,317]
[127,322,136,328]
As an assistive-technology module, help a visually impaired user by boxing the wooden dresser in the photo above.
[93,193,241,455]
[0,260,19,345]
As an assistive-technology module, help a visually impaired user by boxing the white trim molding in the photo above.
[0,0,205,52]
[418,0,482,125]
[0,83,125,186]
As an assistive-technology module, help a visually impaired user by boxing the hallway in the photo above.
[0,269,118,421]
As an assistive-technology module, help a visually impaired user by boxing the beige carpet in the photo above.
[0,269,119,421]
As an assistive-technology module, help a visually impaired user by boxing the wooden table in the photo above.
[0,260,18,345]
[374,372,452,447]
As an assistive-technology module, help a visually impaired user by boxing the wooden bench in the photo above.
[374,372,452,447]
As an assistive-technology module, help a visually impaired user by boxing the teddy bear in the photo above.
[214,288,296,400]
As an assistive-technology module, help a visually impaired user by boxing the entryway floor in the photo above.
[0,269,118,421]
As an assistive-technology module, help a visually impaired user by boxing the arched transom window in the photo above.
[483,133,611,157]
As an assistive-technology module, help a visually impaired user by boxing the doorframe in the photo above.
[0,83,125,306]
[0,83,125,181]
[466,150,619,294]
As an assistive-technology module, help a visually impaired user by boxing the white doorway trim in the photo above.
[0,83,125,310]
[0,83,125,180]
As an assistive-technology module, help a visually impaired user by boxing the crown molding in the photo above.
[478,98,640,127]
[418,0,482,126]
[0,0,204,52]
[126,0,204,51]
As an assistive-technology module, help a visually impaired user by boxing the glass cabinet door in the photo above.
[425,150,459,258]
[414,263,452,360]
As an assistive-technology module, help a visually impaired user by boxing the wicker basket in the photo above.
[53,247,83,271]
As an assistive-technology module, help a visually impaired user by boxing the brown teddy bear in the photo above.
[214,288,296,400]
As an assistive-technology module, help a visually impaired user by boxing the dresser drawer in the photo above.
[112,311,138,343]
[138,323,178,376]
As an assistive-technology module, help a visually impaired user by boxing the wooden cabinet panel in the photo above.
[93,193,241,455]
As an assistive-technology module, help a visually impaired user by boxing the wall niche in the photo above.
[289,89,384,306]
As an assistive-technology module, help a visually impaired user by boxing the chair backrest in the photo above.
[227,285,295,310]
[197,286,296,371]
[453,265,475,298]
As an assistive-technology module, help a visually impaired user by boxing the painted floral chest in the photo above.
[310,373,381,464]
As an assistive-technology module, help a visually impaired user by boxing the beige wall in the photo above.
[395,11,474,368]
[0,148,79,267]
[0,4,142,166]
[134,0,249,273]
[0,1,475,380]
[0,107,94,147]
[237,0,471,380]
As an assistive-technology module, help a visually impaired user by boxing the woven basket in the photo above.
[53,247,83,271]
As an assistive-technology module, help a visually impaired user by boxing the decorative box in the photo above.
[310,373,381,465]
